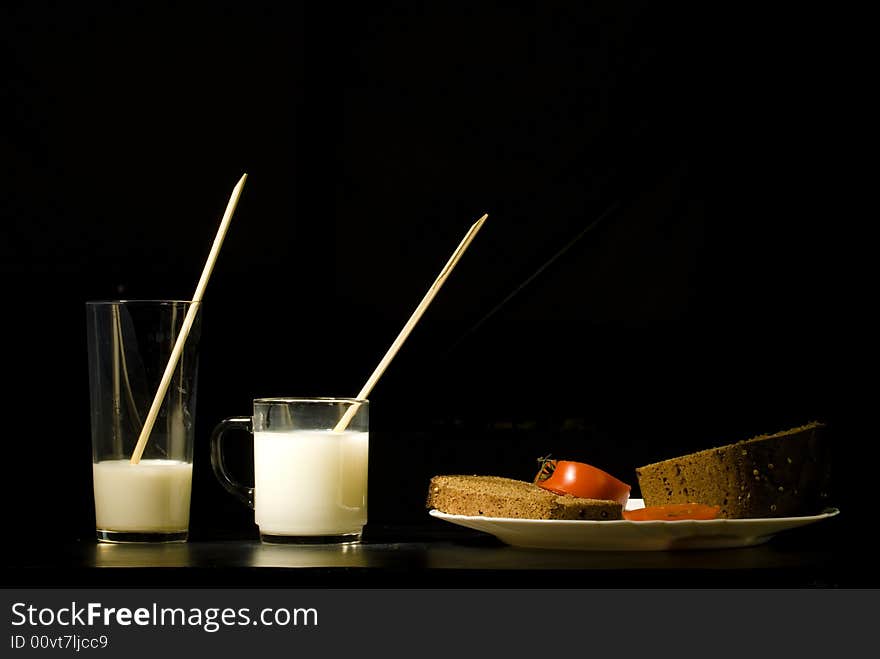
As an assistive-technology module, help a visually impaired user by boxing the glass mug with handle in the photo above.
[210,397,369,544]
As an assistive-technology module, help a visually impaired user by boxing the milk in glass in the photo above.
[93,460,192,532]
[254,430,368,536]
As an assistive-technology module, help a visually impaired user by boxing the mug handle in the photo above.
[210,416,255,510]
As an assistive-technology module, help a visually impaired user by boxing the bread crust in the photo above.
[426,475,623,520]
[635,422,832,518]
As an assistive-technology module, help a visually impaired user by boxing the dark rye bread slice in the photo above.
[426,475,623,520]
[635,421,831,519]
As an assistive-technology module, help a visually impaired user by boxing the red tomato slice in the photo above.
[623,503,721,521]
[535,459,631,506]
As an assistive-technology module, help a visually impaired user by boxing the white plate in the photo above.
[429,499,840,551]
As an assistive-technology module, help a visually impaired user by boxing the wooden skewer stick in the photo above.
[333,213,488,432]
[130,173,248,463]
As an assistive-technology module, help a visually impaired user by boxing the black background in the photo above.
[1,2,871,565]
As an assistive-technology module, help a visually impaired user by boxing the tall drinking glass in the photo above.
[87,300,200,543]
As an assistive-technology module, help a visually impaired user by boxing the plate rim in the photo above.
[429,507,840,525]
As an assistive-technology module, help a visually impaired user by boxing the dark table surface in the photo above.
[4,515,871,588]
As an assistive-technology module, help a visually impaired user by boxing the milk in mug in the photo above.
[254,430,368,536]
[93,460,192,532]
